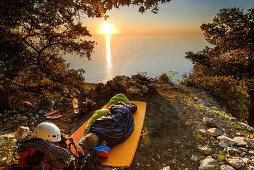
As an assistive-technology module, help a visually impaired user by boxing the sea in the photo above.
[63,35,209,84]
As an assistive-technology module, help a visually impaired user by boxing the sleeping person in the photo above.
[78,94,137,159]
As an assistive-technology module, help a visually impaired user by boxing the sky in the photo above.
[84,0,254,36]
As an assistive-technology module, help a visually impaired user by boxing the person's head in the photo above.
[32,122,61,142]
[82,133,99,148]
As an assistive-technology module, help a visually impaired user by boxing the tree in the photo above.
[0,0,171,111]
[185,8,254,124]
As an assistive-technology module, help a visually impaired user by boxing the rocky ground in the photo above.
[1,75,254,169]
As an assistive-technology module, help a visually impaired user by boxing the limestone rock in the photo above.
[233,137,247,146]
[107,79,118,90]
[126,86,141,95]
[239,123,254,132]
[138,84,149,93]
[116,80,128,91]
[207,128,223,137]
[218,136,236,147]
[16,126,29,139]
[199,129,208,135]
[146,82,156,89]
[245,138,254,148]
[198,146,213,155]
[203,117,216,127]
[227,158,245,169]
[228,117,237,122]
[17,101,32,112]
[249,149,254,155]
[191,155,199,163]
[18,116,28,122]
[220,165,235,170]
[199,157,220,170]
[226,147,241,155]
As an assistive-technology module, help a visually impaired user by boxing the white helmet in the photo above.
[32,122,61,142]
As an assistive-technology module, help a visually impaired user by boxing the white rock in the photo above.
[199,129,208,135]
[226,147,241,154]
[245,139,254,148]
[198,146,213,155]
[239,147,248,152]
[203,117,216,127]
[228,117,237,122]
[239,123,254,132]
[35,114,40,119]
[199,157,220,170]
[218,136,236,147]
[249,149,254,155]
[227,158,245,169]
[233,137,247,146]
[126,86,141,94]
[207,128,223,137]
[242,157,249,164]
[191,155,199,163]
[162,166,170,170]
[220,165,235,170]
[16,126,29,139]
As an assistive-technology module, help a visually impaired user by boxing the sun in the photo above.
[99,21,117,35]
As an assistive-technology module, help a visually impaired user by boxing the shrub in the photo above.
[183,75,249,120]
[158,70,177,83]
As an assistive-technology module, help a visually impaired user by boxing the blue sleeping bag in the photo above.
[90,102,137,146]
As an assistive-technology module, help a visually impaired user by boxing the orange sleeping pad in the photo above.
[69,101,146,168]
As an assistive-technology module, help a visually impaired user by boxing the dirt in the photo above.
[52,82,224,170]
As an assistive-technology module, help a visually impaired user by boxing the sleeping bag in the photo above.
[89,102,137,146]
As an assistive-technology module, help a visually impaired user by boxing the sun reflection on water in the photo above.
[105,35,113,81]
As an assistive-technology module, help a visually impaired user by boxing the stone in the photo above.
[239,123,254,132]
[227,158,245,169]
[62,98,72,106]
[107,79,118,90]
[249,149,254,155]
[32,99,55,110]
[18,116,28,122]
[132,74,147,81]
[16,126,29,139]
[218,136,236,147]
[17,101,32,112]
[126,86,141,95]
[138,84,149,93]
[1,133,16,139]
[199,129,208,135]
[191,155,199,163]
[233,137,247,146]
[242,158,249,164]
[198,146,213,155]
[245,139,254,148]
[116,80,128,91]
[228,117,237,122]
[207,128,223,137]
[203,117,216,127]
[199,157,220,170]
[247,164,254,170]
[220,165,235,170]
[146,82,156,89]
[226,147,241,155]
[239,147,248,152]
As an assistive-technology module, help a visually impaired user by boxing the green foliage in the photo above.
[213,153,226,162]
[0,139,18,166]
[158,70,177,83]
[184,75,249,120]
[185,7,254,122]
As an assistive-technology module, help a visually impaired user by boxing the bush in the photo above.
[183,75,249,120]
[158,71,176,83]
[0,139,18,166]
